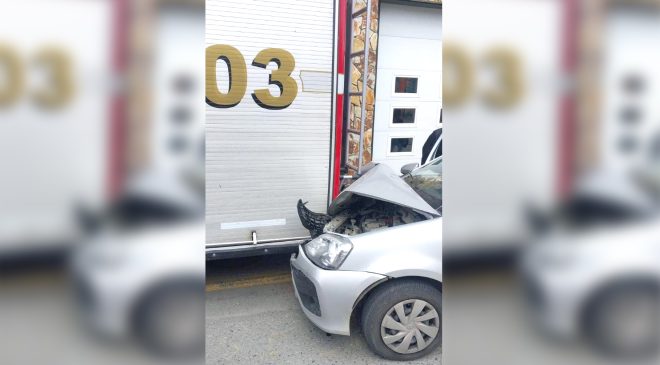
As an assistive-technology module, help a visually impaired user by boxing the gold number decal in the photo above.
[482,47,523,108]
[205,45,298,109]
[33,47,74,109]
[251,48,297,110]
[0,44,23,107]
[443,43,473,108]
[443,43,524,109]
[206,44,247,108]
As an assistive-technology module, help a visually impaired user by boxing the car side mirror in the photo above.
[400,163,419,175]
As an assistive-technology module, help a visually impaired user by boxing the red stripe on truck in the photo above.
[109,0,128,200]
[558,0,577,199]
[333,0,347,199]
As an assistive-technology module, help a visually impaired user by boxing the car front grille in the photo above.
[523,277,545,311]
[291,265,321,317]
[297,199,331,238]
[73,276,95,313]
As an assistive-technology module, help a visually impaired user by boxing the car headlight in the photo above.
[303,234,353,270]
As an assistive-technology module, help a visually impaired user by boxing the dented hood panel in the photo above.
[329,164,440,217]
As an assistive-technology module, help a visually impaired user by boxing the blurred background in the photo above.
[444,0,660,364]
[2,0,660,364]
[0,0,204,364]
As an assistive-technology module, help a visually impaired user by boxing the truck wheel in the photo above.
[361,279,442,361]
[134,280,204,358]
[584,281,659,358]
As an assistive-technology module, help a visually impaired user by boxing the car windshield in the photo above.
[403,158,442,212]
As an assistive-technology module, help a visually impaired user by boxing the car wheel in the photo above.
[134,280,204,358]
[584,281,659,358]
[361,279,442,361]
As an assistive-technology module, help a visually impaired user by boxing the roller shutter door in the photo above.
[206,0,336,246]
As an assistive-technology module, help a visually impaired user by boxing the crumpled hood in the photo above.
[328,164,440,217]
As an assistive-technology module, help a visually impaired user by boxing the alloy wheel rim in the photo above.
[380,299,440,354]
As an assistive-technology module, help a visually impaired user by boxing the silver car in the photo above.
[522,170,660,358]
[72,171,205,357]
[291,158,442,361]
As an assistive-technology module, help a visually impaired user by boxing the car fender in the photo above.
[339,218,442,282]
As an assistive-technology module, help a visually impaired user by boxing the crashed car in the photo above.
[522,170,660,358]
[72,170,205,357]
[290,157,442,361]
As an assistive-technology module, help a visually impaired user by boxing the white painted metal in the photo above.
[152,6,205,179]
[206,0,336,246]
[601,9,660,175]
[373,3,442,173]
[0,0,112,252]
[220,219,286,231]
[443,0,561,253]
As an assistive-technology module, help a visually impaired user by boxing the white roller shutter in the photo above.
[0,0,113,251]
[373,2,442,173]
[206,0,336,246]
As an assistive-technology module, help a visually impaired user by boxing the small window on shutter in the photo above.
[394,77,418,94]
[390,137,413,153]
[392,108,416,124]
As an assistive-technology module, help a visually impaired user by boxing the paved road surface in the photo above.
[205,253,441,365]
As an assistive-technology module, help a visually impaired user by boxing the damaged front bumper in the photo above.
[297,199,330,237]
[297,164,438,239]
[289,246,387,336]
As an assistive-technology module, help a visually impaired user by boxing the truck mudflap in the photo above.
[297,199,331,238]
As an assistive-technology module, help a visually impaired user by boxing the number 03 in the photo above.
[206,45,298,110]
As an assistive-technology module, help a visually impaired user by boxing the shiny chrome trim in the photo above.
[205,236,311,249]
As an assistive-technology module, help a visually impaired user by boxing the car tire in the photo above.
[584,280,659,358]
[133,280,205,358]
[361,279,442,361]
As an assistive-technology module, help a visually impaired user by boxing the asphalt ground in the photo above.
[6,251,657,365]
[1,265,178,365]
[207,253,660,365]
[443,268,659,365]
[205,253,442,365]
